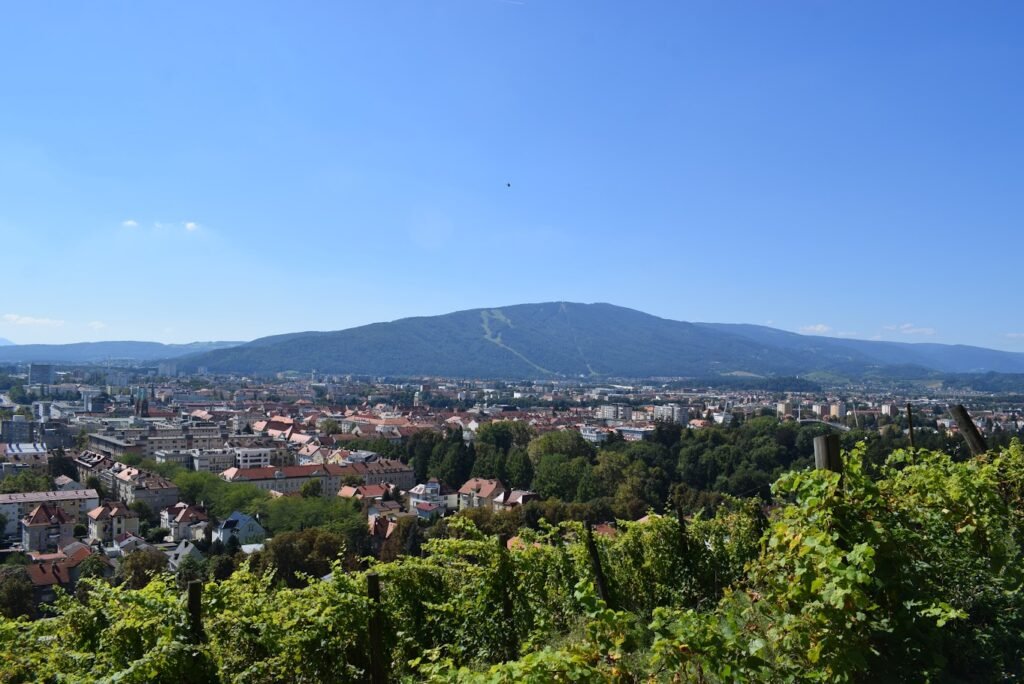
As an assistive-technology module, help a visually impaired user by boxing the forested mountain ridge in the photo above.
[177,302,1024,378]
[0,340,243,363]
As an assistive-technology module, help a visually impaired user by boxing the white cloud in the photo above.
[801,323,832,334]
[122,219,139,228]
[3,313,64,327]
[885,323,936,336]
[87,321,106,330]
[1006,333,1024,340]
[153,220,201,232]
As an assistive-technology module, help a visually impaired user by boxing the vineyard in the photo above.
[3,440,1024,682]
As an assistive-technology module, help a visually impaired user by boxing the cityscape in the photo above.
[3,1,1024,681]
[2,355,1021,606]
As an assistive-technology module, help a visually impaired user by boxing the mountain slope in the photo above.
[698,323,1024,374]
[180,303,1024,378]
[0,341,244,364]
[180,302,813,377]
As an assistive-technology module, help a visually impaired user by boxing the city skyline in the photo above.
[2,2,1022,349]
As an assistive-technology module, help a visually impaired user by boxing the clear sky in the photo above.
[1,2,1022,350]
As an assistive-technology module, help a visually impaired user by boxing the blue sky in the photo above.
[1,2,1022,349]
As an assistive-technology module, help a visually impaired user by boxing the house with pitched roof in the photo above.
[213,511,265,545]
[160,502,210,542]
[21,504,75,553]
[87,502,139,544]
[167,539,204,571]
[24,542,102,605]
[408,478,458,518]
[457,478,506,510]
[494,489,539,511]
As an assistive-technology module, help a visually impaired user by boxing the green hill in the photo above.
[170,301,1024,379]
[178,302,813,377]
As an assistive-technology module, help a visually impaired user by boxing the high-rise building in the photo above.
[653,404,689,424]
[28,364,54,385]
[596,404,633,421]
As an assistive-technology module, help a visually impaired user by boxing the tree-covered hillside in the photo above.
[177,302,1024,379]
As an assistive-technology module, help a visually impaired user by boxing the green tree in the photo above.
[77,554,111,581]
[434,441,475,487]
[207,554,235,581]
[470,442,505,480]
[0,566,33,619]
[527,430,595,464]
[118,548,169,589]
[475,420,534,455]
[300,478,323,498]
[504,447,534,489]
[48,452,78,481]
[318,418,340,435]
[252,528,345,587]
[0,470,51,494]
[175,554,207,590]
[85,475,105,499]
[130,500,157,526]
[532,454,587,501]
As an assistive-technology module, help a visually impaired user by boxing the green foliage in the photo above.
[527,430,595,464]
[299,479,322,498]
[250,528,347,587]
[504,447,534,489]
[173,470,269,519]
[175,554,207,590]
[476,421,534,455]
[0,566,33,619]
[257,494,367,556]
[318,418,340,435]
[48,452,78,481]
[532,454,587,501]
[118,548,171,590]
[0,470,51,494]
[77,554,111,580]
[4,441,1024,682]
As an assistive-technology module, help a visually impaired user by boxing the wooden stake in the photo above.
[584,521,613,610]
[950,404,988,456]
[906,403,915,450]
[187,580,205,644]
[813,434,842,473]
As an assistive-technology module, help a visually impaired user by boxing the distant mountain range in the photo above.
[163,302,1024,380]
[0,341,243,364]
[0,338,13,346]
[3,303,1023,383]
